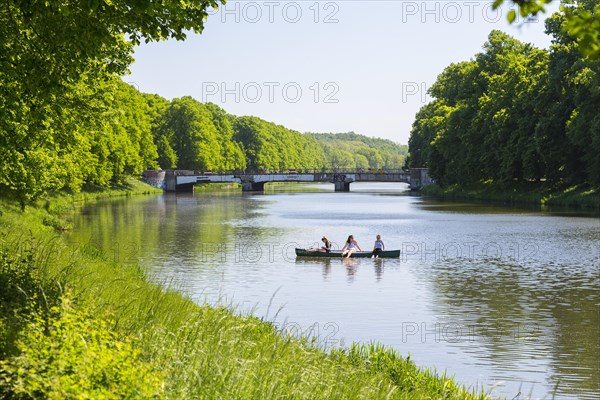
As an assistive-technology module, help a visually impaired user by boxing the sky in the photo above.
[126,0,562,144]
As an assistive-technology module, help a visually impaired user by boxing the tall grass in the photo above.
[0,182,491,399]
[422,182,599,211]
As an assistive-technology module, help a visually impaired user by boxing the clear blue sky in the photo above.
[126,0,561,144]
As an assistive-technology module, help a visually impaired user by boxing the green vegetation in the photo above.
[1,0,594,397]
[0,188,490,399]
[500,0,600,59]
[560,0,600,58]
[38,178,162,231]
[193,182,241,192]
[422,183,600,210]
[1,62,405,208]
[409,1,599,206]
[264,182,329,193]
[0,0,223,207]
[1,294,163,399]
[542,185,600,208]
[2,0,386,209]
[0,0,405,208]
[311,132,408,170]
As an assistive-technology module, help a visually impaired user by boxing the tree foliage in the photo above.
[144,103,412,174]
[409,4,599,188]
[311,132,408,170]
[0,0,222,206]
[501,0,599,59]
[0,0,418,206]
[231,116,326,171]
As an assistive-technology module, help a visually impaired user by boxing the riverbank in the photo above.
[0,180,489,399]
[193,182,241,192]
[192,182,313,193]
[422,182,600,211]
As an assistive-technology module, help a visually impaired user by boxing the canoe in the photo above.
[295,248,400,258]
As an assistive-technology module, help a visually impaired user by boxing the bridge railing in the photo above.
[163,168,410,176]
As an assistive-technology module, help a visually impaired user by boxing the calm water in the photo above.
[69,183,599,399]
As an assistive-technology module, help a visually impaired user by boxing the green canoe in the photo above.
[295,248,400,258]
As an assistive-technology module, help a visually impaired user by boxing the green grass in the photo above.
[45,177,162,210]
[193,182,241,192]
[264,181,327,193]
[541,186,600,209]
[0,181,491,399]
[422,182,600,211]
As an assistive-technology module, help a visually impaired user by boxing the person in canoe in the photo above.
[372,234,385,258]
[308,236,332,253]
[321,236,332,253]
[341,235,362,258]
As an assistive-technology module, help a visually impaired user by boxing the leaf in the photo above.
[507,10,517,23]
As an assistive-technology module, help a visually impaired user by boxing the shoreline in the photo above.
[421,183,600,212]
[0,179,490,399]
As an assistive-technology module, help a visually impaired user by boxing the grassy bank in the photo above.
[422,182,600,211]
[265,181,327,193]
[193,182,241,192]
[0,181,490,399]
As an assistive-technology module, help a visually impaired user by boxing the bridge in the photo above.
[142,168,432,193]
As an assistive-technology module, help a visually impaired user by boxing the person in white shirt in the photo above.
[341,235,361,258]
[372,234,385,258]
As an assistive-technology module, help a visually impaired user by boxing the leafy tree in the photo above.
[499,0,599,58]
[230,116,326,171]
[356,148,384,169]
[232,116,271,171]
[322,147,355,170]
[408,5,599,189]
[106,81,159,178]
[561,0,600,58]
[311,132,408,170]
[156,136,178,170]
[299,134,327,170]
[156,97,222,170]
[0,0,222,204]
[204,103,246,171]
[538,2,600,184]
[354,154,370,170]
[408,100,454,183]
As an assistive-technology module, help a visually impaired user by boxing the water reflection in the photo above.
[294,258,387,282]
[374,259,384,281]
[342,258,358,282]
[419,253,599,398]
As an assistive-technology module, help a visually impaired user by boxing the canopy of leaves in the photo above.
[0,0,222,206]
[0,0,428,206]
[311,132,408,170]
[499,0,599,58]
[408,9,600,189]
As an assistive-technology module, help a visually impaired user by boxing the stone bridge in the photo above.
[142,169,432,193]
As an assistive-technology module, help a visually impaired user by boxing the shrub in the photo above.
[0,293,164,399]
[42,214,72,231]
[0,242,55,356]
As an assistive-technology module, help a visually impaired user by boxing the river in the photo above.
[68,183,599,399]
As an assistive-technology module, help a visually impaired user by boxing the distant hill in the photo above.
[310,132,408,155]
[310,132,408,170]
